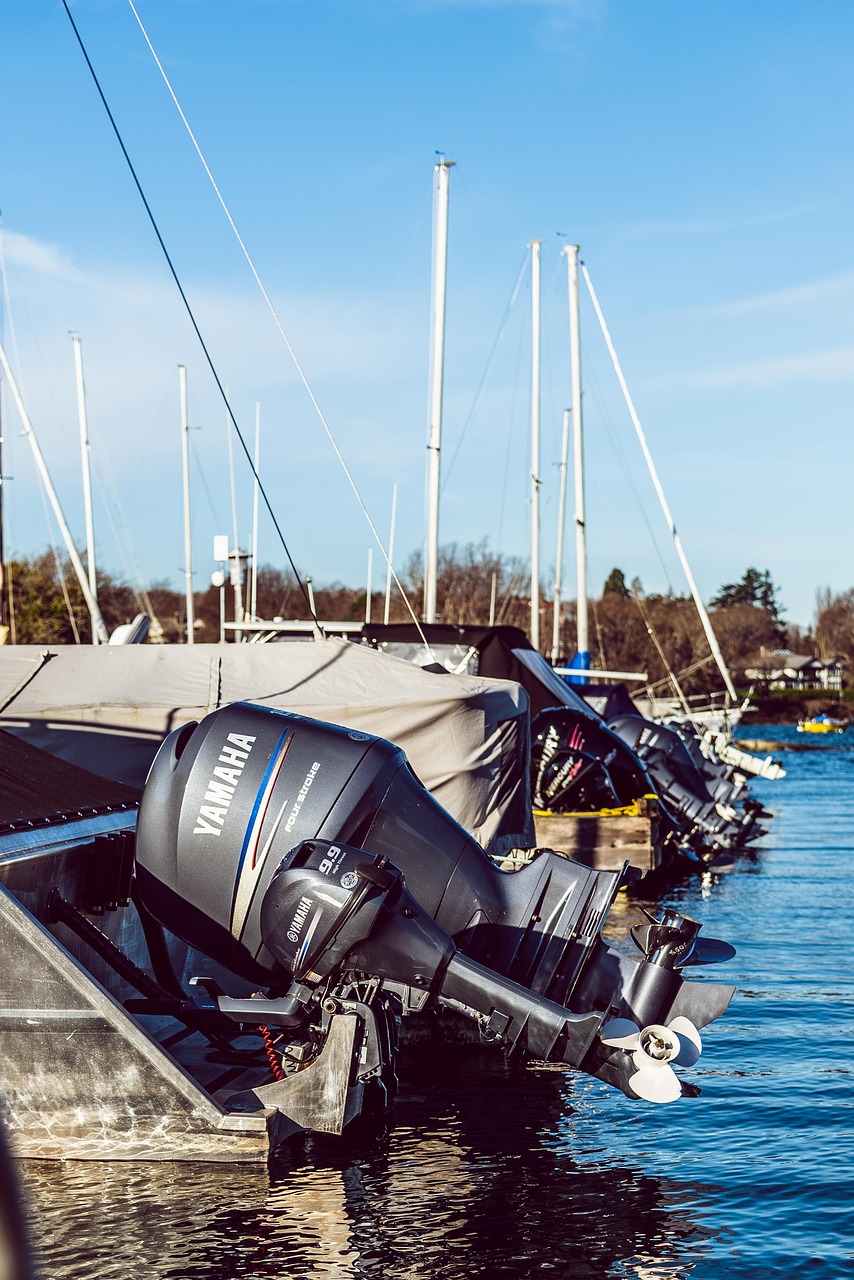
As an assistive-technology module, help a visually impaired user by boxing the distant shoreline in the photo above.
[740,692,850,726]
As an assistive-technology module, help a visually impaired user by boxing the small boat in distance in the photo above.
[797,714,846,734]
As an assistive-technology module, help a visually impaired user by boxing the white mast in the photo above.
[383,482,397,625]
[566,244,589,668]
[70,333,99,644]
[581,263,738,702]
[425,157,454,624]
[365,547,373,624]
[225,401,244,642]
[529,239,542,652]
[179,364,194,644]
[552,407,571,663]
[0,339,108,644]
[250,401,260,621]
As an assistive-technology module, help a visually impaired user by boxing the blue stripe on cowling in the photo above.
[230,729,291,920]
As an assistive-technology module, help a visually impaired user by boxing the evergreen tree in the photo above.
[710,567,783,620]
[602,567,629,598]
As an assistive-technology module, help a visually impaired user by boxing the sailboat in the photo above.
[550,251,742,726]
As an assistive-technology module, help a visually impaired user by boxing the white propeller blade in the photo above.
[600,1017,641,1050]
[628,1060,682,1104]
[669,1015,702,1067]
[600,1016,703,1103]
[629,1024,682,1103]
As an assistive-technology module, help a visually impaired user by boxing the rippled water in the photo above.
[17,727,854,1279]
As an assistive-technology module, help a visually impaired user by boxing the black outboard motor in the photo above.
[607,714,747,856]
[134,702,735,1120]
[530,706,663,814]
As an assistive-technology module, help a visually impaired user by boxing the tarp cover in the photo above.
[363,624,595,719]
[0,640,533,855]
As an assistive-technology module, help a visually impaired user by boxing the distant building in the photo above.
[744,649,844,692]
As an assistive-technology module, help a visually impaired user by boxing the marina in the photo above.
[9,725,853,1278]
[1,5,854,1279]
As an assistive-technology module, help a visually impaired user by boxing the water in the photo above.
[17,727,854,1279]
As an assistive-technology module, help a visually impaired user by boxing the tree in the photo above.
[602,567,629,599]
[710,567,783,620]
[815,587,854,667]
[403,541,529,629]
[710,603,787,671]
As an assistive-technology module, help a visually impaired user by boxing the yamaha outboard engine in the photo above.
[530,706,664,814]
[134,702,735,1127]
[607,714,749,857]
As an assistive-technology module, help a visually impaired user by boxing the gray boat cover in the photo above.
[0,640,533,855]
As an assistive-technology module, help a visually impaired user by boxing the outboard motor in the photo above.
[134,702,735,1124]
[530,706,658,813]
[607,714,748,856]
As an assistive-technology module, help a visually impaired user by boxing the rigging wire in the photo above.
[645,652,715,695]
[496,278,529,555]
[89,452,164,635]
[0,224,83,642]
[581,348,673,589]
[590,598,608,671]
[0,221,18,564]
[37,483,81,644]
[581,259,737,703]
[189,432,225,529]
[61,0,317,622]
[443,250,528,486]
[631,586,697,726]
[117,0,431,648]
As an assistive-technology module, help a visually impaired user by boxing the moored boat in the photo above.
[1,707,738,1161]
[797,714,846,734]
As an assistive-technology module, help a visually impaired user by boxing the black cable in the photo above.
[60,0,319,625]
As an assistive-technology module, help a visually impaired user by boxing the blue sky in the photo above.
[2,0,853,628]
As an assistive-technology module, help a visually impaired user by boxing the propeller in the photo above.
[600,1014,703,1103]
[630,908,736,968]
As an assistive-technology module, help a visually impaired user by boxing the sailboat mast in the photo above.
[581,264,738,702]
[424,157,453,624]
[0,234,6,639]
[0,350,5,639]
[71,334,99,644]
[384,482,397,625]
[566,245,589,667]
[250,401,260,622]
[0,339,108,644]
[225,401,244,642]
[179,365,194,644]
[552,407,570,663]
[529,239,542,652]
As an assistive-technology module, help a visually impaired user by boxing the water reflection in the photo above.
[21,1051,723,1280]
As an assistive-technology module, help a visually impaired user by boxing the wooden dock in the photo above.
[527,798,661,874]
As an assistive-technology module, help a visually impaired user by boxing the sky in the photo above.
[2,0,853,629]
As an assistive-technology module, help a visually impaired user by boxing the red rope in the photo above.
[260,1024,286,1081]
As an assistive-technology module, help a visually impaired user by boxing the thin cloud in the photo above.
[621,201,828,243]
[655,346,854,392]
[2,231,88,285]
[698,271,854,318]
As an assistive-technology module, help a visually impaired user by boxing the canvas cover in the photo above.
[0,639,533,855]
[363,624,594,718]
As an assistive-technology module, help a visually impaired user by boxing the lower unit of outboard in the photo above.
[134,702,735,1132]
